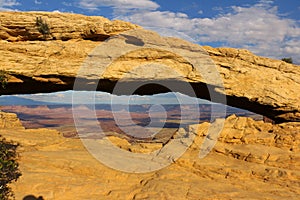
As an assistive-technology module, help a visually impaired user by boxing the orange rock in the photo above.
[0,112,299,199]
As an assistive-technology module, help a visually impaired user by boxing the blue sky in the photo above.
[0,0,299,63]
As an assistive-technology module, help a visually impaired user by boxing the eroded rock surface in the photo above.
[203,46,300,122]
[0,11,299,200]
[0,112,299,200]
[0,12,299,122]
[0,111,24,129]
[0,11,139,41]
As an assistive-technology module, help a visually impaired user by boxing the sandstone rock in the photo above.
[203,46,300,122]
[0,10,299,200]
[0,12,299,122]
[0,11,139,42]
[190,115,300,152]
[108,136,163,153]
[0,112,299,200]
[0,111,24,129]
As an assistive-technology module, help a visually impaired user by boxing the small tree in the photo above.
[281,57,293,64]
[0,71,7,89]
[35,17,51,39]
[0,136,21,200]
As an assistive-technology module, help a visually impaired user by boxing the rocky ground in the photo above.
[0,111,299,200]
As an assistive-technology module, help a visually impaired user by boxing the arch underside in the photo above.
[1,75,287,123]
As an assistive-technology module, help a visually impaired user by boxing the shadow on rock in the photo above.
[23,195,44,200]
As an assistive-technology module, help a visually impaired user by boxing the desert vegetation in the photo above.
[281,57,293,64]
[0,71,7,89]
[35,17,51,39]
[0,136,21,200]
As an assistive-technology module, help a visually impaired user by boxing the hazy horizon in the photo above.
[0,91,215,106]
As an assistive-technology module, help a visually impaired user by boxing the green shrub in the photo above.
[0,136,21,200]
[0,71,7,89]
[281,57,293,64]
[36,17,51,39]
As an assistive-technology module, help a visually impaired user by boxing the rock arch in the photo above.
[0,12,299,123]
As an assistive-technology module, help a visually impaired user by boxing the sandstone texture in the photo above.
[0,11,299,199]
[203,46,300,122]
[0,11,139,42]
[0,111,299,199]
[0,12,299,122]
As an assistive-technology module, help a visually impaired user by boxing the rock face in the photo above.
[0,11,299,122]
[0,111,24,129]
[204,46,300,123]
[1,11,299,200]
[0,112,299,199]
[0,11,139,41]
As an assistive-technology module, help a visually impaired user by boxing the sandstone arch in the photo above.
[0,12,299,123]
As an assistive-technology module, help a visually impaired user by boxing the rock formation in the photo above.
[0,111,299,199]
[0,12,299,122]
[0,11,139,41]
[0,11,299,199]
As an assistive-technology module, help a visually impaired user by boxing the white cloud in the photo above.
[34,0,42,5]
[79,0,300,64]
[120,11,194,32]
[79,0,159,13]
[0,0,19,10]
[118,2,300,64]
[62,1,73,7]
[212,6,223,12]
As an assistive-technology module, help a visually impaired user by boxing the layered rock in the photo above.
[0,12,300,122]
[203,46,300,122]
[0,11,299,122]
[0,111,24,129]
[0,11,139,41]
[0,112,299,199]
[0,11,299,200]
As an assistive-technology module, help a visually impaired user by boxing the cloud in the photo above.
[0,0,19,10]
[79,0,300,64]
[198,10,203,15]
[116,1,300,64]
[62,1,73,7]
[79,0,159,13]
[34,0,42,5]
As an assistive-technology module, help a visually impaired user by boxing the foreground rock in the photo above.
[0,111,299,199]
[0,12,299,122]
